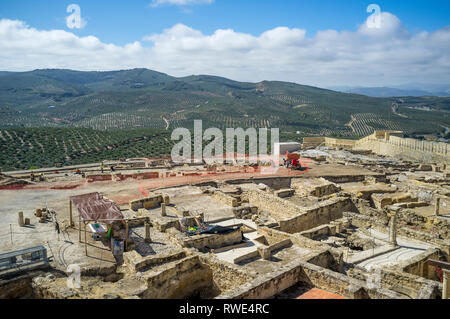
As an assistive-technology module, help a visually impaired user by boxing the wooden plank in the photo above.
[428,259,450,270]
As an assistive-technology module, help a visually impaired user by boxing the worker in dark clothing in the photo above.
[55,221,60,234]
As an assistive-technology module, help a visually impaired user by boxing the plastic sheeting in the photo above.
[70,192,123,224]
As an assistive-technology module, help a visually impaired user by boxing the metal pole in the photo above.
[84,222,87,256]
[69,200,73,227]
[79,215,81,242]
[10,224,12,244]
[125,220,129,252]
[444,270,449,300]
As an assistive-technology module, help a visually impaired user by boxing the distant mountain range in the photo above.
[0,69,449,137]
[329,85,450,97]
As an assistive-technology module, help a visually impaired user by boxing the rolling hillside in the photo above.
[0,69,449,138]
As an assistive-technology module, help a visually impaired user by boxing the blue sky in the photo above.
[0,0,449,87]
[1,0,449,45]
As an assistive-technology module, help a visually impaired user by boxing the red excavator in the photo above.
[285,153,302,170]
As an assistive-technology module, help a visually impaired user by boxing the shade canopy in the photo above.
[70,192,123,224]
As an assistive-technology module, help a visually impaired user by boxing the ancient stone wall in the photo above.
[216,259,309,299]
[129,195,163,211]
[177,229,243,250]
[354,133,449,163]
[349,267,442,299]
[291,178,341,197]
[344,212,450,254]
[199,256,256,292]
[242,189,301,221]
[302,137,326,149]
[303,131,450,163]
[324,137,357,149]
[217,259,403,299]
[398,249,441,281]
[226,176,292,190]
[140,256,218,299]
[123,250,187,273]
[211,191,238,207]
[279,197,355,234]
[258,226,330,251]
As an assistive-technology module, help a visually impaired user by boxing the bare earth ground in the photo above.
[0,162,380,273]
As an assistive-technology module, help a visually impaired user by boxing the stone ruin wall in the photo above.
[211,191,238,207]
[226,176,292,190]
[140,255,217,299]
[217,258,404,300]
[178,229,244,250]
[303,132,449,164]
[349,267,442,299]
[278,197,355,234]
[199,255,257,293]
[241,189,301,221]
[355,135,449,164]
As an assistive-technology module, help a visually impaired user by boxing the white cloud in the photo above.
[149,0,214,8]
[0,12,449,87]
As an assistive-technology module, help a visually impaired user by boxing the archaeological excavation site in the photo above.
[0,131,449,300]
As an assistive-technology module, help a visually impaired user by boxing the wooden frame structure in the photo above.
[69,193,127,256]
[428,259,450,299]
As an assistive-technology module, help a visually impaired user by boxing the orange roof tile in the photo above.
[296,288,345,299]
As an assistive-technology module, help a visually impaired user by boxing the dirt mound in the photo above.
[0,173,30,186]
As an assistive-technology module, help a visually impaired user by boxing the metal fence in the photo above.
[0,246,48,277]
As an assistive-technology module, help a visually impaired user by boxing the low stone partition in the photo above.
[233,250,260,264]
[242,189,302,222]
[325,137,357,149]
[87,172,161,183]
[217,258,403,299]
[291,178,341,197]
[212,191,238,207]
[127,217,148,227]
[129,195,164,211]
[279,197,355,234]
[349,267,441,299]
[216,259,309,299]
[323,175,368,183]
[258,239,293,260]
[232,205,258,219]
[123,250,187,273]
[150,216,180,232]
[300,262,370,299]
[274,189,295,198]
[176,228,244,251]
[199,255,256,293]
[226,176,292,190]
[299,225,332,239]
[302,137,326,149]
[257,226,330,251]
[344,211,450,251]
[371,193,418,210]
[298,217,351,240]
[86,174,113,183]
[139,255,217,299]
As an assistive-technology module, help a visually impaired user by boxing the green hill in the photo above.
[0,69,449,138]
